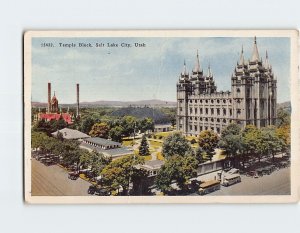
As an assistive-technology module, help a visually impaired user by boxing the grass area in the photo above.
[148,139,163,147]
[122,139,134,147]
[156,152,164,161]
[142,155,152,161]
[154,132,171,138]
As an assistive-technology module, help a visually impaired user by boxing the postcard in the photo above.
[24,30,300,203]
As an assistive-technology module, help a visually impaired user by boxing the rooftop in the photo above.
[51,128,90,140]
[142,160,165,170]
[83,137,121,147]
[80,142,133,157]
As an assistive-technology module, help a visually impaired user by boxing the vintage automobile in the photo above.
[68,171,79,180]
[227,168,239,175]
[87,185,111,196]
[198,180,221,195]
[246,170,259,178]
[222,174,241,187]
[43,158,54,166]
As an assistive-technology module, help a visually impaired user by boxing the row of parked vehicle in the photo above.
[245,160,290,178]
[32,151,60,166]
[33,151,111,196]
[185,169,242,196]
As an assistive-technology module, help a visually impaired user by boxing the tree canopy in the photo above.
[100,155,145,194]
[89,122,110,138]
[139,135,150,156]
[155,155,198,193]
[198,130,219,161]
[162,132,193,158]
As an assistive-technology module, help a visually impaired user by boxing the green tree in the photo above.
[218,123,243,167]
[195,147,205,164]
[138,118,154,133]
[56,140,82,168]
[89,122,110,138]
[138,135,150,156]
[198,130,219,161]
[155,155,198,193]
[276,108,290,127]
[121,116,137,137]
[242,125,261,163]
[258,126,283,162]
[276,125,291,155]
[32,119,53,136]
[81,117,95,134]
[56,115,67,130]
[162,132,193,158]
[31,131,48,150]
[80,150,112,176]
[101,155,145,195]
[109,126,124,142]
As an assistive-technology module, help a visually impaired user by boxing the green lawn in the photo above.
[148,139,163,147]
[122,139,134,147]
[154,132,171,138]
[156,152,164,161]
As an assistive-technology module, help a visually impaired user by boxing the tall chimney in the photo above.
[76,83,79,117]
[48,82,51,113]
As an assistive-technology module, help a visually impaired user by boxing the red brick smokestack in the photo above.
[48,82,51,113]
[76,83,79,117]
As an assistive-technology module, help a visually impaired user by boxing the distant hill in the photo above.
[110,106,171,124]
[31,99,176,108]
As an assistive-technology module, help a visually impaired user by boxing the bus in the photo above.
[222,174,241,187]
[198,180,221,195]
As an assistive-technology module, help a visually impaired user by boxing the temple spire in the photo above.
[182,60,188,76]
[251,36,260,62]
[207,63,212,77]
[238,45,245,65]
[193,50,201,73]
[265,50,270,69]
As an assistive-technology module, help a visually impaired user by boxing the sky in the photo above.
[31,36,290,104]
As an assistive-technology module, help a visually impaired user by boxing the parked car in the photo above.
[222,174,241,187]
[87,185,111,196]
[198,180,220,195]
[227,168,239,175]
[68,171,79,180]
[246,170,259,178]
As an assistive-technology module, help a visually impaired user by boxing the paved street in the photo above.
[190,167,290,196]
[31,159,91,196]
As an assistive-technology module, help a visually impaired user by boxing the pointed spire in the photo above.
[60,106,62,114]
[193,50,201,72]
[207,62,212,77]
[238,45,245,65]
[264,50,270,69]
[67,106,70,113]
[182,59,188,76]
[251,36,260,62]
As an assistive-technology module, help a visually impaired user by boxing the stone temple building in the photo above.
[176,37,277,136]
